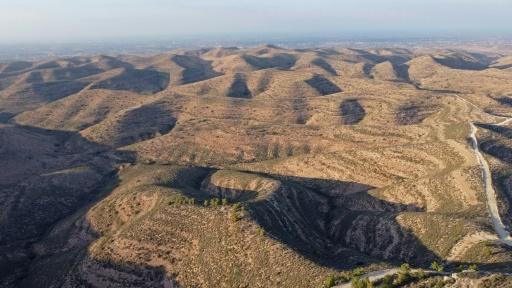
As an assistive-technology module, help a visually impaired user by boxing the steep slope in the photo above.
[0,80,90,113]
[91,68,169,94]
[171,54,223,84]
[0,124,134,286]
[81,102,177,147]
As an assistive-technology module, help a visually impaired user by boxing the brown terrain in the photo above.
[1,45,512,287]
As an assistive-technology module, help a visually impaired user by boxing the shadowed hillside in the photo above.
[0,80,90,113]
[340,99,365,124]
[312,57,338,75]
[0,124,134,287]
[91,69,169,94]
[227,73,252,98]
[171,54,223,84]
[433,52,492,71]
[305,74,342,95]
[242,53,297,70]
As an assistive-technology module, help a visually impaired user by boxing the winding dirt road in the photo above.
[470,118,512,246]
[334,268,449,288]
[334,97,512,287]
[453,94,512,246]
[334,269,399,288]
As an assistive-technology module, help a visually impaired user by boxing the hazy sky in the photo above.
[0,0,511,43]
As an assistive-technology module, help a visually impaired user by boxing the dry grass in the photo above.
[2,45,512,287]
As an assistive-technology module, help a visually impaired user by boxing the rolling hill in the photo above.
[2,45,512,287]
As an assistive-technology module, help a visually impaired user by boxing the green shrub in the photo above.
[430,261,444,272]
[351,277,364,288]
[351,277,373,288]
[323,275,336,288]
[392,263,412,286]
[483,245,492,257]
[468,264,478,271]
[353,267,365,277]
[210,198,220,207]
[416,268,426,279]
[379,275,394,288]
[394,271,410,286]
[399,263,410,273]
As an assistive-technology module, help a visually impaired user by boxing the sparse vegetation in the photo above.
[323,275,336,288]
[393,263,411,286]
[351,277,373,288]
[321,267,366,287]
[4,46,512,288]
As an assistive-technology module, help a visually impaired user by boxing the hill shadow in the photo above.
[243,54,297,70]
[197,170,440,269]
[395,100,440,125]
[496,97,512,107]
[305,74,342,96]
[171,54,223,84]
[476,123,512,164]
[2,61,33,74]
[312,58,338,75]
[494,64,512,70]
[91,68,169,94]
[340,99,365,125]
[433,55,489,71]
[345,49,412,66]
[476,123,512,139]
[0,124,135,287]
[109,104,176,147]
[12,163,512,286]
[227,73,252,99]
[19,249,172,288]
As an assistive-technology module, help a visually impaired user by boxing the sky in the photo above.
[0,0,511,43]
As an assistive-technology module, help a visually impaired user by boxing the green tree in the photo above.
[211,198,220,207]
[430,261,444,272]
[230,203,242,222]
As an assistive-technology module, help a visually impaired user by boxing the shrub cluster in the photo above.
[321,267,365,287]
[168,195,195,205]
